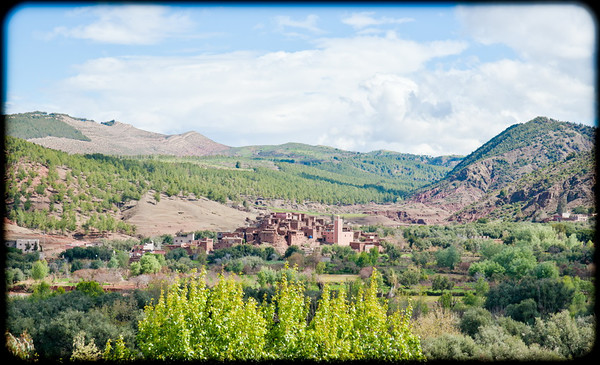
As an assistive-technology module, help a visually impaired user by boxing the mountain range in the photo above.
[3,112,596,234]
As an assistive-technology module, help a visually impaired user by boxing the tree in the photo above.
[435,245,461,270]
[400,266,421,287]
[284,245,302,258]
[103,335,136,361]
[5,330,37,361]
[107,256,119,269]
[492,246,536,279]
[135,266,425,361]
[534,261,559,279]
[474,276,490,297]
[165,247,188,261]
[139,254,162,274]
[459,307,493,337]
[528,310,594,358]
[31,281,53,300]
[505,298,539,324]
[137,269,267,360]
[432,275,455,292]
[31,260,49,281]
[76,280,105,297]
[70,331,101,361]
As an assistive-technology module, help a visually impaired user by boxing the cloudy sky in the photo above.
[3,3,596,156]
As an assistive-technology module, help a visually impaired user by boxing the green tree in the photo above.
[302,285,353,360]
[135,266,424,361]
[103,335,136,361]
[474,276,490,297]
[137,269,267,360]
[493,246,536,279]
[76,280,105,297]
[264,263,310,359]
[460,307,493,337]
[505,298,539,324]
[31,281,53,300]
[528,310,594,358]
[533,261,559,279]
[400,266,421,287]
[347,269,424,360]
[435,245,461,270]
[31,260,49,281]
[139,254,162,274]
[432,275,455,292]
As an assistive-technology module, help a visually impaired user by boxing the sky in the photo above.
[2,2,597,156]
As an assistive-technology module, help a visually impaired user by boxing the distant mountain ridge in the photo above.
[5,111,230,156]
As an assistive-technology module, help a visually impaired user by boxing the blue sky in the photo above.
[3,2,596,155]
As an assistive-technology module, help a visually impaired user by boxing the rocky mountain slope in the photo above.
[409,117,596,222]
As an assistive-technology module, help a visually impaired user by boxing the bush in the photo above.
[165,247,188,261]
[76,280,105,297]
[485,277,574,315]
[421,333,478,360]
[435,245,461,270]
[474,324,562,361]
[505,298,539,324]
[527,310,595,359]
[139,254,162,275]
[431,275,454,292]
[459,307,493,337]
[533,261,559,279]
[31,260,49,280]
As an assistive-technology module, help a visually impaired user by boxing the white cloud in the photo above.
[456,4,595,81]
[342,11,414,29]
[25,5,596,156]
[274,14,324,34]
[49,35,472,154]
[49,5,194,45]
[457,4,594,60]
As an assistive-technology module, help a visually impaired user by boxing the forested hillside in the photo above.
[4,136,453,235]
[5,112,91,141]
[447,117,594,186]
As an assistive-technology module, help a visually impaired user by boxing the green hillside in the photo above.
[4,136,454,234]
[5,111,91,141]
[449,117,594,176]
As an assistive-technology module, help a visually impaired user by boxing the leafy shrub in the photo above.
[459,307,493,337]
[421,333,478,360]
[526,311,595,359]
[505,298,539,324]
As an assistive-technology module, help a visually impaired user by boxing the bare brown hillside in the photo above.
[122,192,257,237]
[28,114,230,156]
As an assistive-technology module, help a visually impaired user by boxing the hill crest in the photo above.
[409,116,595,222]
[5,111,231,156]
